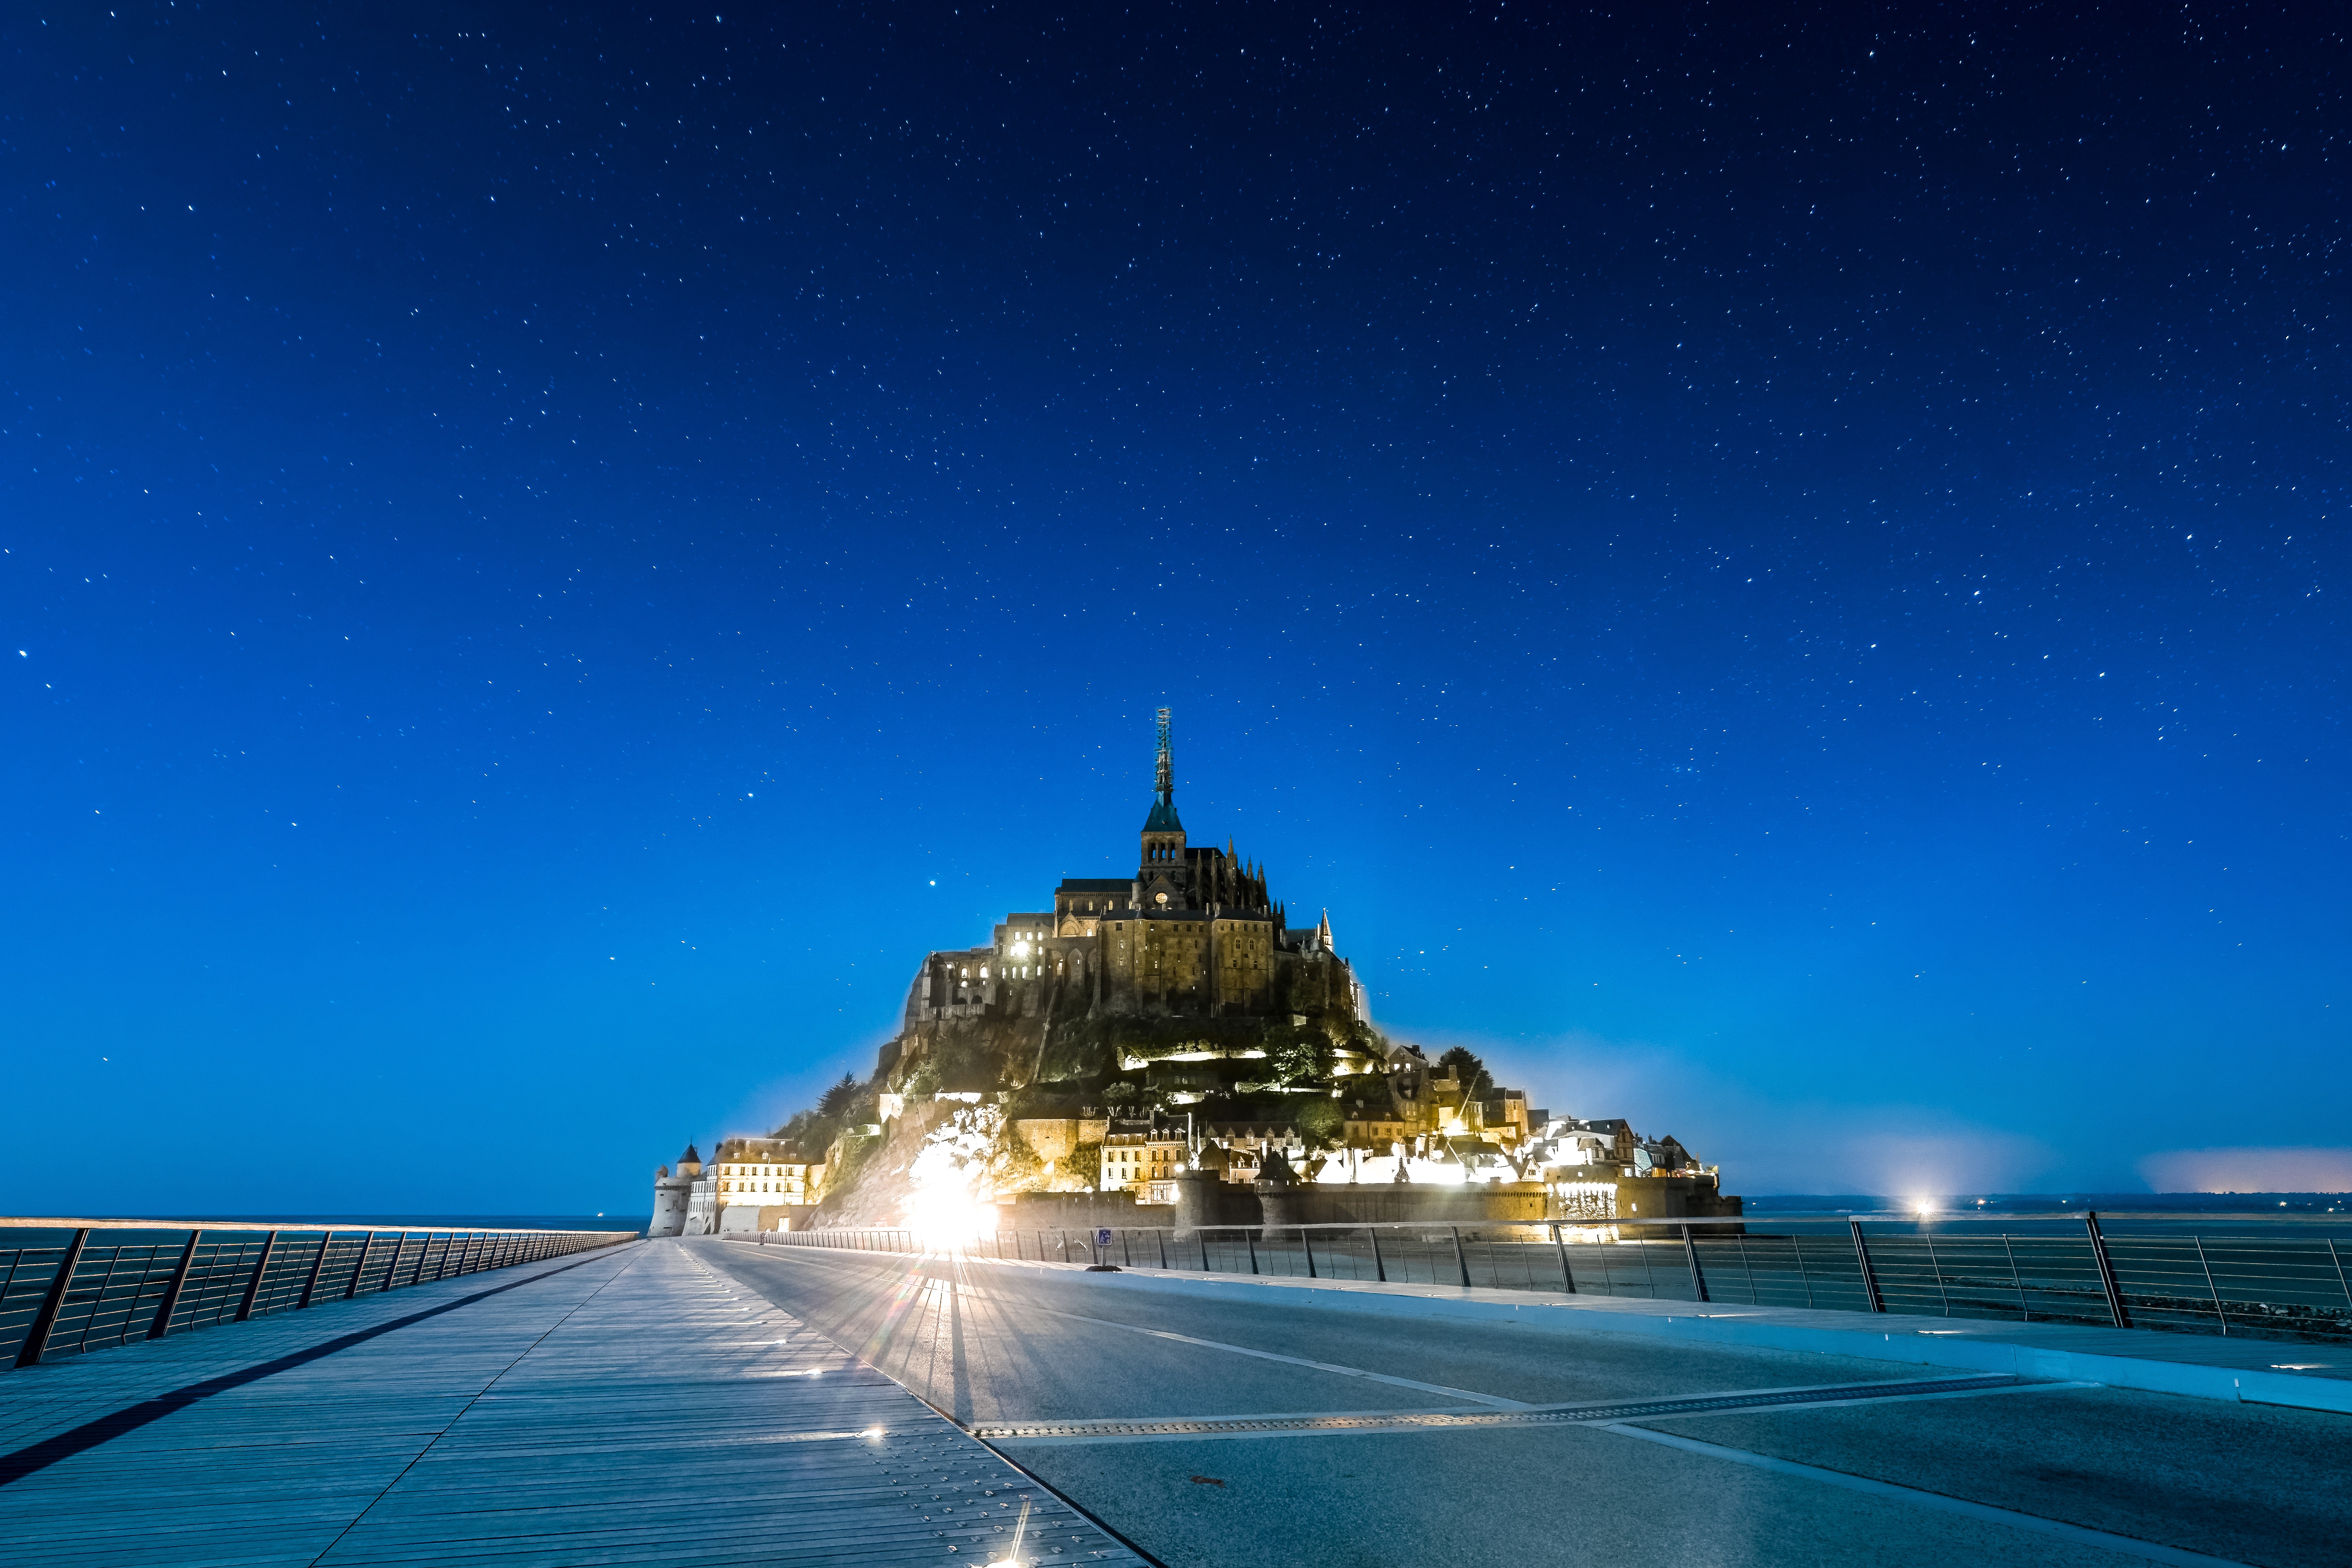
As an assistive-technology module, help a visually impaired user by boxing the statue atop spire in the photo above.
[1154,706,1173,803]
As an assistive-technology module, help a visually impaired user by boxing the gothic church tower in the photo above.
[1138,707,1187,908]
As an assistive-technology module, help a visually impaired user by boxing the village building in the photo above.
[1100,1117,1189,1201]
[710,1136,823,1233]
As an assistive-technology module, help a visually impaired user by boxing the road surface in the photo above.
[705,1239,2349,1568]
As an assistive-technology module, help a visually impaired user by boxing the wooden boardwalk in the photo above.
[0,1238,1145,1566]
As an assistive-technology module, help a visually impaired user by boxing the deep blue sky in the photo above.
[5,4,2345,1212]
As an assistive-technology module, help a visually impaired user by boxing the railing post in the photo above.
[1199,1229,1209,1271]
[235,1231,281,1321]
[2328,1239,2351,1312]
[152,1229,204,1338]
[2083,1211,2131,1328]
[1849,1218,1885,1312]
[1551,1223,1577,1294]
[1451,1226,1471,1289]
[1246,1229,1259,1275]
[1301,1227,1316,1278]
[2192,1236,2228,1334]
[76,1243,126,1357]
[345,1232,376,1299]
[1157,1229,1168,1269]
[297,1231,333,1309]
[1681,1224,1711,1303]
[15,1228,90,1368]
[1369,1226,1387,1283]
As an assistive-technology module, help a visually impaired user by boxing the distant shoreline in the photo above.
[0,1213,652,1231]
[1745,1192,2347,1215]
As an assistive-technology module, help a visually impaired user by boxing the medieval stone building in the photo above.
[903,710,1367,1029]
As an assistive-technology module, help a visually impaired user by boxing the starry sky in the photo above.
[5,4,2346,1215]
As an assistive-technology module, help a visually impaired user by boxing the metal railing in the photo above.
[748,1212,2352,1345]
[0,1223,634,1371]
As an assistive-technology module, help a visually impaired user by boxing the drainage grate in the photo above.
[970,1375,2023,1440]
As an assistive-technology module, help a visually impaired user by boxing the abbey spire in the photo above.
[1140,705,1186,875]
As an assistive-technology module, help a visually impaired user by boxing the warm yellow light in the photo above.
[903,1184,989,1247]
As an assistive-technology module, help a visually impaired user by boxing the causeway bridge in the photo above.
[1,1218,2346,1566]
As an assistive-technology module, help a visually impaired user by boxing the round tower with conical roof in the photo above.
[649,1142,700,1236]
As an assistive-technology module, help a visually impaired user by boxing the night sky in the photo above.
[6,4,2346,1214]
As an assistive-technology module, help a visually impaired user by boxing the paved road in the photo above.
[704,1240,2351,1568]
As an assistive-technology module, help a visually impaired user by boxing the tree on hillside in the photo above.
[1270,1028,1330,1085]
[772,1105,838,1156]
[1293,1098,1343,1150]
[1435,1045,1494,1101]
[816,1073,864,1121]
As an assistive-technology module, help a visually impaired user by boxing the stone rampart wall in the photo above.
[1256,1182,1549,1227]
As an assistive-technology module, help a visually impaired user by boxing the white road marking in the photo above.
[978,1380,2087,1446]
[749,1243,1532,1407]
[1638,1380,2100,1420]
[995,1299,1533,1409]
[1603,1424,2253,1568]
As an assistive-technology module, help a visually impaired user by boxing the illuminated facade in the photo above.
[906,710,1367,1025]
[708,1136,823,1233]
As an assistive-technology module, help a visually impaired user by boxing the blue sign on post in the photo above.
[1095,1227,1114,1249]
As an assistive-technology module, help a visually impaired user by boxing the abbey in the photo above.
[904,710,1366,1028]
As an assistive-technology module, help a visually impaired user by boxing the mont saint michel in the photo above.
[653,711,1738,1240]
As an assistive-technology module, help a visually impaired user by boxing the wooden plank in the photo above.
[1,1241,1143,1566]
